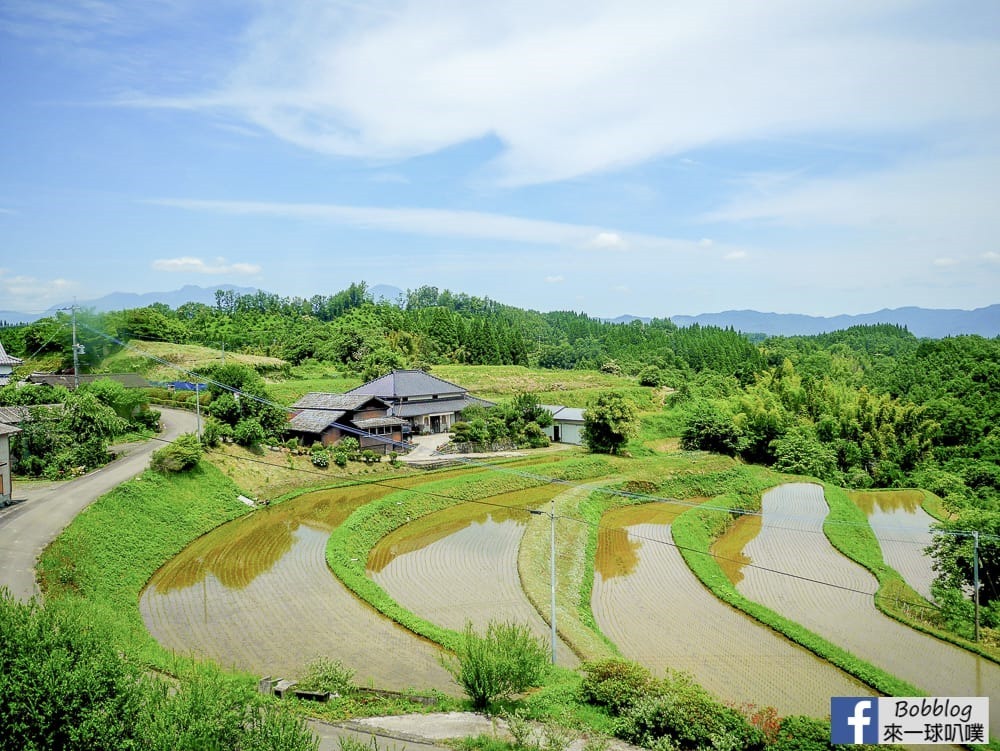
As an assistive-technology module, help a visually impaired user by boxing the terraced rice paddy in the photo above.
[369,487,579,666]
[849,489,938,601]
[737,483,1000,731]
[591,503,874,717]
[140,482,456,692]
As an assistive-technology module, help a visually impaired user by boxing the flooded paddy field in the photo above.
[849,489,937,601]
[140,480,456,692]
[592,503,873,717]
[735,483,999,731]
[369,486,579,666]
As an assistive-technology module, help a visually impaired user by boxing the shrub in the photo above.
[311,451,330,468]
[580,659,654,715]
[332,451,348,468]
[769,715,835,751]
[360,449,381,464]
[638,366,664,387]
[199,418,223,448]
[612,671,765,751]
[441,620,549,710]
[150,433,202,473]
[296,656,355,696]
[233,418,266,447]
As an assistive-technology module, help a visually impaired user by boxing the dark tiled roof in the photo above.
[0,404,63,423]
[291,392,387,411]
[393,396,485,418]
[288,409,347,433]
[354,416,406,429]
[346,370,468,399]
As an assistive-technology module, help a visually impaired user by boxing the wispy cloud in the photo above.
[544,275,564,284]
[121,2,1000,185]
[146,197,715,255]
[0,268,76,310]
[151,256,261,275]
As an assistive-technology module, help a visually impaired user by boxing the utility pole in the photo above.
[70,304,81,390]
[973,531,980,643]
[549,495,557,665]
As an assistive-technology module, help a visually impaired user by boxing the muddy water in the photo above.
[592,503,874,717]
[849,490,937,601]
[369,486,579,666]
[140,481,456,692]
[738,483,999,732]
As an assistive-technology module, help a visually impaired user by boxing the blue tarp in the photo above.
[153,381,206,391]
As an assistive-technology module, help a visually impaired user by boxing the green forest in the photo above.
[2,282,998,624]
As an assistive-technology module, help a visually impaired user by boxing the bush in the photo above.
[442,620,549,710]
[296,656,355,696]
[769,715,835,751]
[638,366,665,387]
[233,418,266,447]
[580,659,654,715]
[337,436,360,459]
[150,433,202,473]
[199,418,223,448]
[332,451,348,468]
[612,671,765,751]
[311,450,330,468]
[360,449,381,464]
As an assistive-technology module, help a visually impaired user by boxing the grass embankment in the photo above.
[101,340,290,381]
[326,456,617,653]
[37,463,253,672]
[823,484,1000,664]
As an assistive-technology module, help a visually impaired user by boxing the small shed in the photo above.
[540,405,586,446]
[0,421,21,503]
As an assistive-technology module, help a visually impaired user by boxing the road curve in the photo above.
[0,407,198,601]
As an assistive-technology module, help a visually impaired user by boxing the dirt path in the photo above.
[591,503,874,717]
[739,483,999,732]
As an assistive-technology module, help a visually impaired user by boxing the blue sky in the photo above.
[1,1,998,318]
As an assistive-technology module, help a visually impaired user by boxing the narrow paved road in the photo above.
[0,407,198,601]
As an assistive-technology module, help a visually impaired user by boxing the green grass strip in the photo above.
[37,463,253,672]
[672,490,921,698]
[326,457,615,652]
[823,484,1000,666]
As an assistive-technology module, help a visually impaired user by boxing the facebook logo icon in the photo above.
[831,698,879,744]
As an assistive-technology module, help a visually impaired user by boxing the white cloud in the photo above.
[544,275,564,283]
[151,256,262,275]
[588,232,627,251]
[933,257,960,267]
[724,250,748,261]
[0,268,76,310]
[983,252,1000,263]
[125,2,1000,185]
[147,198,714,256]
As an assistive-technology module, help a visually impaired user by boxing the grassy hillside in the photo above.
[99,340,289,381]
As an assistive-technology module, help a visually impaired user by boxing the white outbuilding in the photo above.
[541,405,586,446]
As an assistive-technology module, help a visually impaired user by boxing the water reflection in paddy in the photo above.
[368,486,578,666]
[140,480,456,692]
[592,502,874,717]
[849,490,937,601]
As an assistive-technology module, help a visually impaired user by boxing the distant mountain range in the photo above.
[607,305,1000,339]
[1,284,997,338]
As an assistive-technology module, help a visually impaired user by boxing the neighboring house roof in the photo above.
[541,405,586,423]
[0,421,21,437]
[288,408,348,433]
[0,341,22,367]
[0,404,63,424]
[291,393,389,411]
[345,369,469,399]
[25,373,151,389]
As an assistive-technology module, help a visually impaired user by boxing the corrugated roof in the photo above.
[346,369,468,399]
[541,404,586,423]
[0,421,21,437]
[0,404,63,423]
